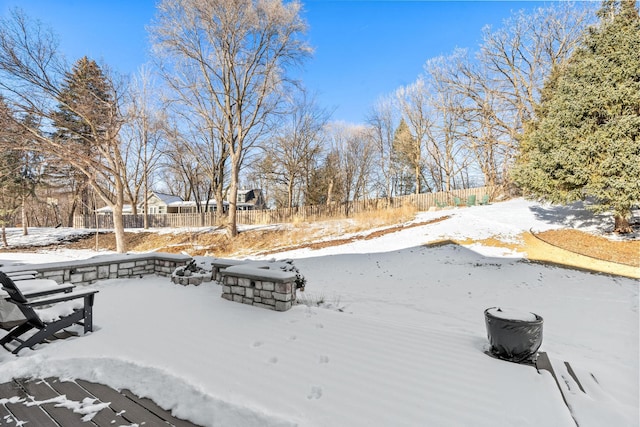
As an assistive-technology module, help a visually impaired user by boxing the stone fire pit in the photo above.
[171,260,212,286]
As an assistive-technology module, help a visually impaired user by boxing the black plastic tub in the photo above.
[485,307,543,363]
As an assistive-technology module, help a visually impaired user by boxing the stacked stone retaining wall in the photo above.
[1,253,191,286]
[3,253,299,312]
[220,262,297,311]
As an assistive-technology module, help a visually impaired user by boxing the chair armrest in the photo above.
[9,274,37,281]
[24,289,99,307]
[2,283,76,301]
[7,270,39,279]
[22,284,76,299]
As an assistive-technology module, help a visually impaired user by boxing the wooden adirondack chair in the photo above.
[466,195,477,206]
[0,272,98,354]
[479,194,490,205]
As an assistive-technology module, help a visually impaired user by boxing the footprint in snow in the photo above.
[252,341,264,348]
[315,324,324,329]
[288,335,297,341]
[307,386,323,400]
[267,356,278,364]
[318,355,329,364]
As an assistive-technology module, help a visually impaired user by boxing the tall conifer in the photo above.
[513,0,640,232]
[53,57,113,215]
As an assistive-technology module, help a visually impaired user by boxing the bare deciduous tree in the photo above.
[121,66,165,228]
[150,0,311,236]
[367,96,399,201]
[423,55,473,191]
[162,124,215,212]
[396,78,431,194]
[263,91,329,208]
[0,10,130,252]
[472,2,596,179]
[324,123,376,214]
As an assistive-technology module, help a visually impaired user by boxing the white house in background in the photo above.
[165,199,228,214]
[96,190,267,214]
[236,188,267,211]
[141,192,183,214]
[95,204,134,215]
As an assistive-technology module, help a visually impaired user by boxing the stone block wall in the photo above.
[3,253,191,286]
[220,265,297,311]
[211,258,247,282]
[4,253,301,313]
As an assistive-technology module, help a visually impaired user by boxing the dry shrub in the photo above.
[63,205,430,258]
[350,205,418,232]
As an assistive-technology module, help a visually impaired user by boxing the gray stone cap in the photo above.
[210,258,248,269]
[2,252,192,274]
[221,263,297,282]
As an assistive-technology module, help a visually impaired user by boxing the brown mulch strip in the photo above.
[533,229,639,267]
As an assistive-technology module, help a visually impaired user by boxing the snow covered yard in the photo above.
[0,199,638,426]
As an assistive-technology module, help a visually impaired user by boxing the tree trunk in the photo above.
[227,162,240,238]
[215,187,225,226]
[21,196,28,236]
[1,223,7,247]
[68,198,78,228]
[143,166,149,229]
[326,179,334,206]
[112,183,128,253]
[287,177,295,209]
[614,214,632,234]
[113,204,127,253]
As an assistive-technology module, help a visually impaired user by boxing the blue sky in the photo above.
[0,1,552,124]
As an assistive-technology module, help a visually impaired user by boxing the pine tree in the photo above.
[392,118,420,195]
[512,0,640,233]
[53,57,113,215]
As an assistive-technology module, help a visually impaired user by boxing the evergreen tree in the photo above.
[512,0,640,233]
[306,151,343,206]
[392,118,420,195]
[53,57,113,216]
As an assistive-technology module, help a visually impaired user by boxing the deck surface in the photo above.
[0,377,201,426]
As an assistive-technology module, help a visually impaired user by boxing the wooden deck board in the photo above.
[0,381,58,427]
[44,377,136,427]
[0,404,16,425]
[76,379,172,425]
[0,377,203,427]
[15,378,98,427]
[120,387,197,427]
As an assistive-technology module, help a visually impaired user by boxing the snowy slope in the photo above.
[0,199,637,426]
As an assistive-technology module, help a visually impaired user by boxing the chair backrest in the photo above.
[0,272,28,303]
[0,272,43,328]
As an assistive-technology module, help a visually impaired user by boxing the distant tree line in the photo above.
[0,0,636,252]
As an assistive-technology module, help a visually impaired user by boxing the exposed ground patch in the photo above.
[534,229,639,267]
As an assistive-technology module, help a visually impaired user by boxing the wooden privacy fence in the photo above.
[74,186,497,229]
